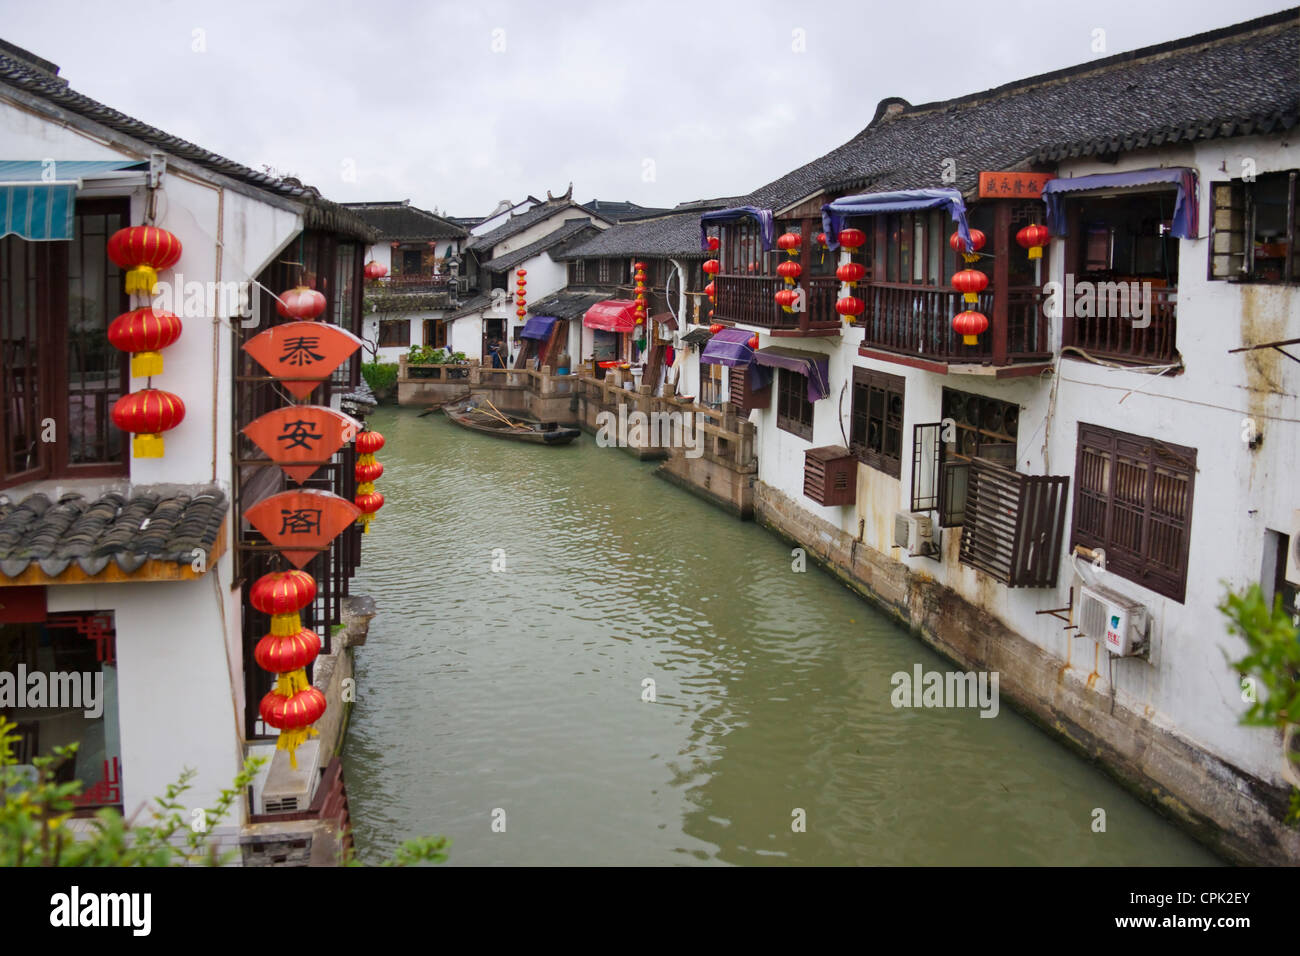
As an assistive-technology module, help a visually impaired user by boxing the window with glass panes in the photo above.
[850,368,904,477]
[776,369,814,440]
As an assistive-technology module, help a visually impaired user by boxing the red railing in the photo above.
[1062,285,1177,364]
[714,274,842,333]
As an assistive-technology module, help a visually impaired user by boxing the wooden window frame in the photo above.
[849,367,904,478]
[775,368,814,441]
[1070,422,1196,604]
[1208,170,1298,284]
[377,319,410,347]
[958,459,1070,588]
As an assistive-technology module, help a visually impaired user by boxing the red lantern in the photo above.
[953,310,989,345]
[777,261,802,284]
[705,282,716,299]
[106,226,183,295]
[355,490,385,534]
[356,459,384,484]
[634,261,647,271]
[107,308,183,377]
[774,288,798,313]
[363,260,388,280]
[254,627,321,675]
[111,388,185,458]
[249,570,318,617]
[777,232,802,256]
[702,259,720,277]
[1016,223,1050,260]
[356,430,386,454]
[708,323,724,334]
[835,262,866,288]
[707,236,720,251]
[259,685,327,768]
[836,296,865,319]
[276,286,327,320]
[950,229,986,263]
[816,232,828,247]
[838,228,866,253]
[951,268,989,304]
[747,334,759,350]
[516,269,527,278]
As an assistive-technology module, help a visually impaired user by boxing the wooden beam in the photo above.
[0,523,228,587]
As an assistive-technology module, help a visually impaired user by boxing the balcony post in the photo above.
[993,202,1010,365]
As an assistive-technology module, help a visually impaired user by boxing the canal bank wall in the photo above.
[751,479,1300,865]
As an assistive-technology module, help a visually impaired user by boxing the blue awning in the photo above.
[822,188,973,252]
[1041,167,1199,240]
[0,160,145,241]
[700,327,755,367]
[700,206,775,251]
[753,346,831,402]
[520,315,560,341]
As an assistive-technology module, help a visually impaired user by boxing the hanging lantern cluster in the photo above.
[106,225,186,458]
[1016,223,1050,260]
[773,232,802,313]
[632,261,649,351]
[950,228,986,264]
[354,428,386,534]
[515,269,527,319]
[835,228,867,323]
[250,569,326,768]
[702,256,721,319]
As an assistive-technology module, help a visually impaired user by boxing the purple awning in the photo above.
[699,327,755,367]
[700,206,775,252]
[752,346,831,402]
[1041,167,1199,239]
[822,188,972,252]
[520,315,560,340]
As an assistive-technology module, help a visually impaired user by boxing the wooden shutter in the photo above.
[1209,181,1246,279]
[804,445,857,506]
[959,459,1069,587]
[911,422,942,512]
[939,460,969,528]
[729,365,771,414]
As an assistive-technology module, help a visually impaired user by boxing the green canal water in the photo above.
[342,406,1219,866]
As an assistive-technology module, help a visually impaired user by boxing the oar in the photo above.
[482,398,531,430]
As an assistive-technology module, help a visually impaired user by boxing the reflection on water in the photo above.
[342,407,1218,866]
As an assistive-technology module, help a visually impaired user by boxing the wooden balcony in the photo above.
[372,274,454,293]
[1062,285,1177,366]
[857,282,1052,376]
[713,274,842,336]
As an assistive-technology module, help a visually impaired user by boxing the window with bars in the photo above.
[722,220,772,276]
[1070,423,1197,603]
[911,388,1020,527]
[0,198,129,488]
[568,259,586,284]
[1209,170,1299,283]
[776,369,814,440]
[849,367,904,478]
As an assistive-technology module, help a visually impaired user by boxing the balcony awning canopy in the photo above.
[650,311,677,330]
[822,188,972,252]
[0,160,145,241]
[753,346,831,402]
[700,206,775,251]
[679,327,713,347]
[700,327,755,367]
[520,315,560,340]
[583,299,638,333]
[1041,167,1199,239]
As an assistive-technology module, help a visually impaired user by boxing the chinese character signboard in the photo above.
[242,406,362,484]
[977,171,1055,199]
[242,321,363,399]
[244,489,362,569]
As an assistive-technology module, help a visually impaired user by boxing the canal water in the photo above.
[342,406,1218,866]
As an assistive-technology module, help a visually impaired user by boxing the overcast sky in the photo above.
[3,0,1294,218]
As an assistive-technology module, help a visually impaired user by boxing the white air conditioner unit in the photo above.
[1285,509,1300,587]
[1079,583,1150,657]
[257,739,323,815]
[894,511,937,558]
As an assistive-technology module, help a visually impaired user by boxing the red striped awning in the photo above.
[583,299,638,333]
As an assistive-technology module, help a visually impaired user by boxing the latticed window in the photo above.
[1071,423,1197,603]
[776,369,813,440]
[850,367,904,478]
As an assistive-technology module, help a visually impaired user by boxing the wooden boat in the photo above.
[442,395,580,445]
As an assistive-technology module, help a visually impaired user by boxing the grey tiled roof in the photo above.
[445,291,496,320]
[0,41,376,242]
[557,211,709,260]
[525,291,609,321]
[479,220,600,273]
[465,200,604,253]
[344,202,467,240]
[733,10,1300,212]
[581,199,673,221]
[0,486,228,578]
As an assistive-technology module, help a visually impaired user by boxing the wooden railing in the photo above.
[373,274,453,292]
[713,274,841,334]
[1062,285,1177,365]
[860,282,1051,365]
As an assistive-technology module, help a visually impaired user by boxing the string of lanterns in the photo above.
[354,428,386,533]
[773,231,802,314]
[250,569,327,768]
[633,261,648,351]
[106,225,187,458]
[515,268,527,320]
[835,228,867,322]
[948,229,989,346]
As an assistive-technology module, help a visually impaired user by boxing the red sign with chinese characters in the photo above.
[978,171,1055,199]
[242,406,361,485]
[244,489,362,568]
[242,321,363,400]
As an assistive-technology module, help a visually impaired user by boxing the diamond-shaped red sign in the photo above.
[244,488,361,568]
[242,406,361,485]
[242,321,363,400]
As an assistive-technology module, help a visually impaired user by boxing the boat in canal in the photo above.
[442,394,580,446]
